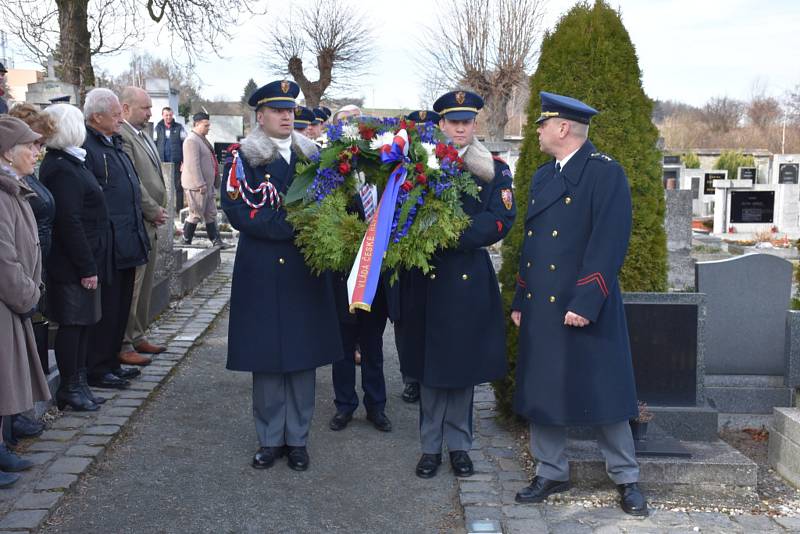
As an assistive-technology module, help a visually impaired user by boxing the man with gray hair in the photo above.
[82,88,151,389]
[118,86,168,363]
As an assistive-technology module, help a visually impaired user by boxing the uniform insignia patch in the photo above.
[502,168,512,177]
[501,188,513,210]
[228,190,240,200]
[281,80,290,94]
[419,110,427,120]
[455,91,466,105]
[590,152,613,162]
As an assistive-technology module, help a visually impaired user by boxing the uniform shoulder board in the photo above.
[589,152,614,163]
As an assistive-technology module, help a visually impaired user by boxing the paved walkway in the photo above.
[2,250,800,533]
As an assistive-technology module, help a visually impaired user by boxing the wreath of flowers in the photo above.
[284,117,477,277]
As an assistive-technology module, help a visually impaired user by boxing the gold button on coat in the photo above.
[430,273,436,280]
[526,261,531,268]
[549,296,556,303]
[278,258,285,264]
[531,199,535,205]
[526,292,532,299]
[552,230,558,238]
[462,274,468,280]
[549,264,556,271]
[527,230,533,237]
[565,197,572,204]
[477,186,483,192]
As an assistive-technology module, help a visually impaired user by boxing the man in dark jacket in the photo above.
[396,90,516,480]
[222,80,343,472]
[0,63,9,115]
[82,88,151,389]
[510,92,647,516]
[154,107,186,213]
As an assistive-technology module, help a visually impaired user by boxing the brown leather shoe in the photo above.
[134,341,167,354]
[118,351,152,366]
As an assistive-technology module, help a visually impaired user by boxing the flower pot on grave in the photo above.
[629,420,649,441]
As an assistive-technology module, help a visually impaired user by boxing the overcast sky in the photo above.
[8,0,800,109]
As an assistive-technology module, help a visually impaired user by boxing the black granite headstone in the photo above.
[704,172,725,195]
[779,163,799,184]
[625,303,697,406]
[730,191,774,223]
[738,167,757,181]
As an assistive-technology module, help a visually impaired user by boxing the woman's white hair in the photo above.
[83,88,119,120]
[43,104,86,149]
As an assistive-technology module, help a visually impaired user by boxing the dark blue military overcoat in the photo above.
[222,130,343,374]
[396,142,516,388]
[512,140,638,426]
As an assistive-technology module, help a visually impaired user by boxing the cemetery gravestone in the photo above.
[696,254,794,415]
[779,163,799,184]
[704,171,725,195]
[730,191,775,224]
[738,167,757,181]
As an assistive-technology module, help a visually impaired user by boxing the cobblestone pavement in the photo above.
[4,247,800,533]
[2,251,462,533]
[0,254,235,533]
[461,385,800,533]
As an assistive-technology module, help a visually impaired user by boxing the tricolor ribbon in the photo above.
[347,130,409,312]
[227,154,281,209]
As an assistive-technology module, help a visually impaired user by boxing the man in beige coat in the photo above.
[118,87,168,365]
[181,112,229,248]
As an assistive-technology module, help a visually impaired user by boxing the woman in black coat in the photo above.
[40,104,112,411]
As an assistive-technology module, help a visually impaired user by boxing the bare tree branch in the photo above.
[418,0,546,142]
[266,0,374,107]
[1,0,267,99]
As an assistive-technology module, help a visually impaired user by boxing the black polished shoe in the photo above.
[617,482,648,516]
[449,450,474,477]
[366,411,392,432]
[287,446,309,471]
[0,444,34,472]
[515,476,571,503]
[11,414,44,439]
[0,470,20,488]
[88,372,130,390]
[112,367,141,380]
[402,383,420,403]
[415,453,442,479]
[328,411,353,431]
[252,446,285,469]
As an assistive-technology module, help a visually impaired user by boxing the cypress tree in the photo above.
[494,0,668,417]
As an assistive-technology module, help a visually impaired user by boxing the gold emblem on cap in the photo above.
[294,107,302,116]
[281,80,290,94]
[455,91,466,105]
[419,110,427,120]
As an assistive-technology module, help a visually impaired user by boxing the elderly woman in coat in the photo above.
[0,117,51,489]
[40,103,111,412]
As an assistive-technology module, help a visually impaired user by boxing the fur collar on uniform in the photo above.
[461,137,495,182]
[0,165,34,199]
[239,126,319,167]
